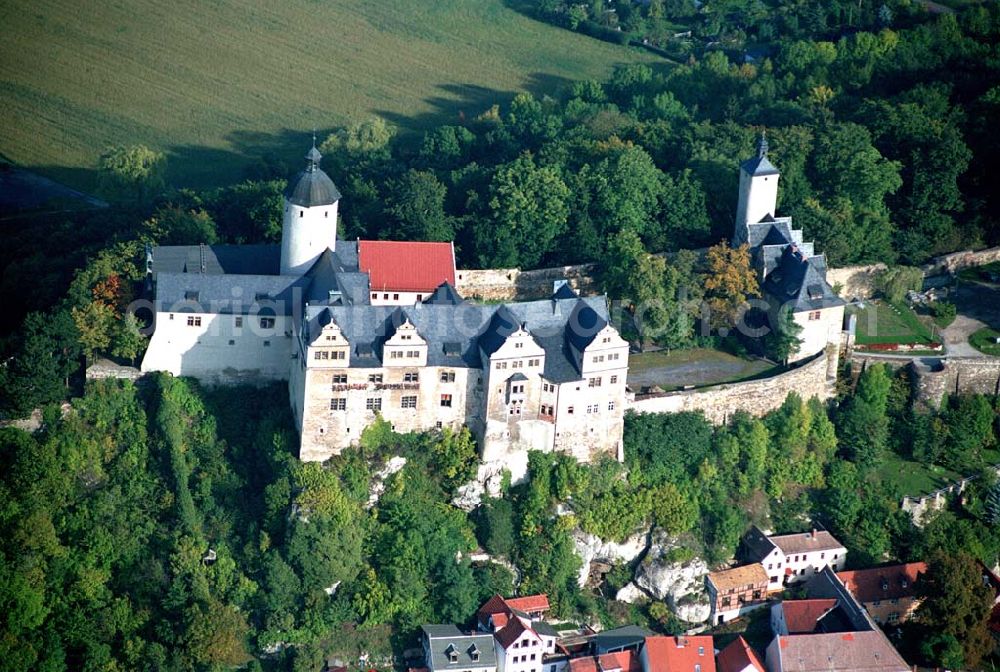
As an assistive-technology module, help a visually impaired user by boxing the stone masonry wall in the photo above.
[921,245,1000,277]
[824,263,887,301]
[627,348,834,424]
[456,246,1000,304]
[912,357,1000,407]
[455,264,598,302]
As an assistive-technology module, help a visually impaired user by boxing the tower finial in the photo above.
[312,128,317,149]
[305,132,322,171]
[758,130,768,158]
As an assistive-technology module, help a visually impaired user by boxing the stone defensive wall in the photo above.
[626,348,834,424]
[848,354,1000,407]
[455,246,1000,304]
[455,264,598,302]
[901,463,1000,524]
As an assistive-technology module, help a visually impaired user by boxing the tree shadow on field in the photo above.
[374,72,580,136]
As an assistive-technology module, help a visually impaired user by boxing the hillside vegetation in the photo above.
[0,0,656,190]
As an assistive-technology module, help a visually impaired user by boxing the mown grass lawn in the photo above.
[850,299,936,345]
[876,453,964,497]
[627,348,776,391]
[970,327,1000,356]
[0,0,659,191]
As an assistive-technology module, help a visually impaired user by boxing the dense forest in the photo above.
[1,365,998,670]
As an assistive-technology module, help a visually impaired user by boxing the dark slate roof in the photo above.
[762,246,845,313]
[741,154,780,177]
[805,567,877,633]
[747,217,795,249]
[420,626,497,672]
[302,295,608,380]
[424,282,466,306]
[302,247,369,306]
[533,621,559,638]
[151,244,280,276]
[566,300,608,370]
[593,625,653,654]
[478,305,522,358]
[155,272,308,315]
[286,147,341,207]
[552,282,579,300]
[739,525,777,563]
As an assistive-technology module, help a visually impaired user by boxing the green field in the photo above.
[970,327,1000,356]
[627,348,777,391]
[0,0,658,191]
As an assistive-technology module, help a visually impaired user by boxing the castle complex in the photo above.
[141,144,629,464]
[140,135,843,464]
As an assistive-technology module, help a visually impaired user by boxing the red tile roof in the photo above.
[836,562,926,604]
[477,594,509,627]
[643,636,716,672]
[495,616,538,649]
[570,651,641,672]
[358,240,455,293]
[779,599,838,634]
[506,594,551,613]
[716,637,764,672]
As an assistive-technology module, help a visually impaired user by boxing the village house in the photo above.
[769,599,858,636]
[476,594,567,672]
[420,625,498,672]
[739,527,847,592]
[639,635,715,672]
[705,564,769,625]
[763,631,909,672]
[715,636,765,672]
[836,562,927,625]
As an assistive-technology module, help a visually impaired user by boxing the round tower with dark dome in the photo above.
[280,141,342,275]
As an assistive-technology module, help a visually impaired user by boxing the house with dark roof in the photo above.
[836,562,926,625]
[770,599,856,636]
[739,527,847,593]
[421,625,498,672]
[141,143,630,469]
[732,134,845,364]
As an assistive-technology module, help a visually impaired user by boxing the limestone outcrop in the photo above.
[572,528,648,588]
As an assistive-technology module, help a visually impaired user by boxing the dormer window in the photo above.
[881,580,889,591]
[445,644,458,663]
[469,644,480,662]
[901,579,908,588]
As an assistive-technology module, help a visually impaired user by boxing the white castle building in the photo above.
[141,145,629,465]
[734,133,845,363]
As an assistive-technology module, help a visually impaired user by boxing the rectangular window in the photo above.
[401,395,417,409]
[390,351,402,359]
[383,293,389,300]
[528,358,540,367]
[331,374,347,384]
[567,406,574,414]
[393,293,399,301]
[263,340,271,347]
[809,310,821,321]
[366,397,382,411]
[186,316,202,327]
[235,316,243,328]
[407,350,420,358]
[588,377,601,387]
[608,401,616,411]
[260,317,275,329]
[329,398,346,411]
[368,374,383,383]
[515,342,523,349]
[440,371,455,383]
[440,394,452,407]
[404,372,419,382]
[371,292,377,300]
[332,351,345,360]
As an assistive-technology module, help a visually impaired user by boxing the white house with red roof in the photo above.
[359,240,457,306]
[476,594,567,672]
[715,636,765,672]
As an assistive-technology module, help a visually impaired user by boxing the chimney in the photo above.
[811,529,817,539]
